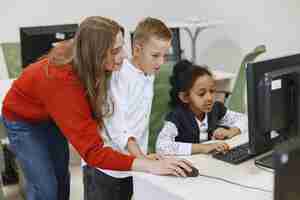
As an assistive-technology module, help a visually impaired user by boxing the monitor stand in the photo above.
[255,151,275,169]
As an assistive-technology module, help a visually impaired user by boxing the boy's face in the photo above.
[181,75,217,115]
[133,37,171,75]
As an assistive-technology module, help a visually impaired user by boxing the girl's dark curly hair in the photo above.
[169,59,213,107]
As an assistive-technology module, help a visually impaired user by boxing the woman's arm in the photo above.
[44,77,136,171]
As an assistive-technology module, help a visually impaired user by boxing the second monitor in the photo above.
[247,53,300,156]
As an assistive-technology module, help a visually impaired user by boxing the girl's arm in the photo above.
[215,110,248,139]
[156,121,229,155]
[156,121,192,155]
[192,143,229,154]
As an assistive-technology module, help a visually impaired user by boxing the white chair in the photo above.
[0,45,9,80]
[0,79,14,139]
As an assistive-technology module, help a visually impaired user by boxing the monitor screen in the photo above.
[274,137,300,200]
[20,24,78,68]
[246,53,300,155]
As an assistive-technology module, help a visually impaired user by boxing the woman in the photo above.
[1,16,192,200]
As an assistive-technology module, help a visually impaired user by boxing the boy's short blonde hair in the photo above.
[133,17,172,44]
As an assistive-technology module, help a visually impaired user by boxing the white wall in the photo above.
[1,0,300,73]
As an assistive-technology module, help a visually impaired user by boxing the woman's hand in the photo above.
[132,157,195,177]
[148,157,194,177]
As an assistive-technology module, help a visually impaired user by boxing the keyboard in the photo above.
[254,153,274,169]
[213,143,255,164]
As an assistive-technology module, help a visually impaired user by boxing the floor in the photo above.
[2,165,83,200]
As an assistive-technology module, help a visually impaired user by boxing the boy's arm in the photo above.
[127,137,147,158]
[105,70,136,151]
[106,68,148,155]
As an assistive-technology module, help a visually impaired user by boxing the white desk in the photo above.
[212,69,235,81]
[211,69,235,102]
[132,134,274,200]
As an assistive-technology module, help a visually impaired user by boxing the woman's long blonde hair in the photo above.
[46,16,123,125]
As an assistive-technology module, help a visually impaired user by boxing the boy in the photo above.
[83,17,172,200]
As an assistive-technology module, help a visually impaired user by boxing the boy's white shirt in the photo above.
[82,59,155,178]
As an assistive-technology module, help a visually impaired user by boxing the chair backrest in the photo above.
[148,63,173,152]
[0,45,9,80]
[226,45,266,113]
[1,42,22,78]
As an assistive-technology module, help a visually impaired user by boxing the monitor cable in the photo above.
[197,172,272,193]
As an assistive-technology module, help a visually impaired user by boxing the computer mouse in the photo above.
[181,165,199,177]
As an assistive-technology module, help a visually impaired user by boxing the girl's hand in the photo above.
[213,127,241,140]
[214,142,230,153]
[205,142,230,154]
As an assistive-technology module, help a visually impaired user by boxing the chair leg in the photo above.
[0,143,5,200]
[0,182,4,200]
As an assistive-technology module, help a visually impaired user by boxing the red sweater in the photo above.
[2,58,135,170]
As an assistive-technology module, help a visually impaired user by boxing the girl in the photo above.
[1,17,193,200]
[156,60,248,155]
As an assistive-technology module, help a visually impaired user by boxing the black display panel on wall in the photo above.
[20,24,78,68]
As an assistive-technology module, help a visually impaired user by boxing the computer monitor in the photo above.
[20,24,78,68]
[273,137,300,200]
[247,53,300,156]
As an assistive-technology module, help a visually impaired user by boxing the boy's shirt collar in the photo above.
[126,59,154,78]
[126,59,144,74]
